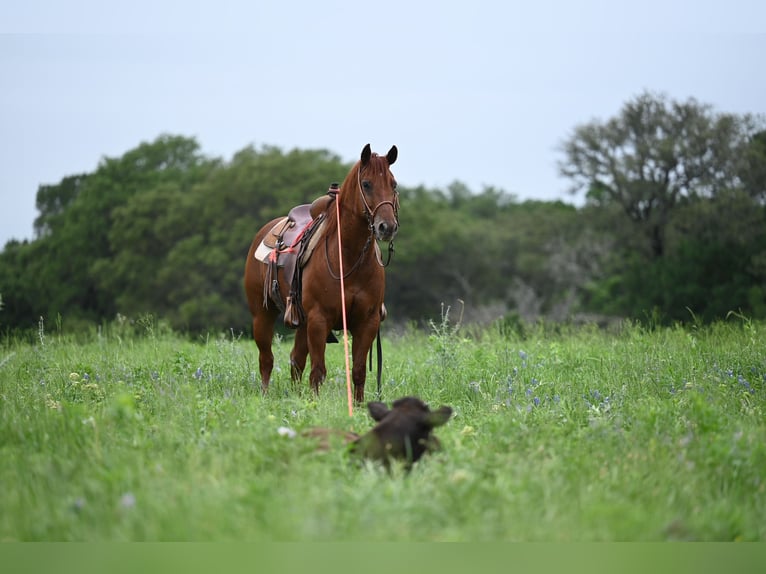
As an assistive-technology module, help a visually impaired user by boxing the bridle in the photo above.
[324,163,398,279]
[356,162,400,234]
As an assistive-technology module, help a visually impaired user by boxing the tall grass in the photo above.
[0,314,764,540]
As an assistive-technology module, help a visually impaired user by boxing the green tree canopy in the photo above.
[558,91,765,258]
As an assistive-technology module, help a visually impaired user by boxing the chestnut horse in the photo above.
[244,144,399,402]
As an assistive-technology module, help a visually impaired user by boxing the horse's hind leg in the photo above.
[307,317,330,395]
[290,326,308,384]
[252,312,277,393]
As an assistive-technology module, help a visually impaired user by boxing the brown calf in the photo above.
[350,396,453,470]
[302,396,453,470]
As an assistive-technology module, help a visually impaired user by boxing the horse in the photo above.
[244,143,399,403]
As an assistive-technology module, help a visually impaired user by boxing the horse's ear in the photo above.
[367,401,390,422]
[361,144,372,165]
[386,145,398,166]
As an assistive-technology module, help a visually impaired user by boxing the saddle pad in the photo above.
[254,239,274,263]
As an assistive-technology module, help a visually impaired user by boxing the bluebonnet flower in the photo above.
[518,350,527,361]
[533,396,540,407]
[193,367,203,380]
[738,375,755,395]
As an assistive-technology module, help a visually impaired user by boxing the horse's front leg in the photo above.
[351,322,380,403]
[307,317,330,395]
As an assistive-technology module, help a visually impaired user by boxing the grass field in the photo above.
[1,313,764,541]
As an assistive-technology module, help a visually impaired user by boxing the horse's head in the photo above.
[356,143,399,242]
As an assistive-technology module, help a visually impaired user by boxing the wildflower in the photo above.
[45,395,61,410]
[71,497,86,513]
[518,350,527,360]
[737,375,755,395]
[120,492,136,509]
[193,367,203,380]
[277,426,297,438]
[468,381,480,393]
[533,396,540,407]
[69,372,80,382]
[450,469,472,483]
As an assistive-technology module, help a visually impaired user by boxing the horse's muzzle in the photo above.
[374,219,398,242]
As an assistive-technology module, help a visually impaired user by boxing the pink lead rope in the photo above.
[334,186,354,417]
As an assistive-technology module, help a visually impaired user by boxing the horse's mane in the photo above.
[367,153,391,175]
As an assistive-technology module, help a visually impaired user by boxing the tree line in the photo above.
[1,92,765,336]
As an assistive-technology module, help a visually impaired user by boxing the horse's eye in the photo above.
[362,180,372,192]
[392,181,398,191]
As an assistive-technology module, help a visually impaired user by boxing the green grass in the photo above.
[1,315,764,541]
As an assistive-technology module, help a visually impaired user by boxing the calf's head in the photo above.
[350,396,453,470]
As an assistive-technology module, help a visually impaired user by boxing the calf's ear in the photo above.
[425,406,453,428]
[367,401,390,421]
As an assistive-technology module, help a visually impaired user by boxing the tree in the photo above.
[559,93,766,322]
[558,91,765,259]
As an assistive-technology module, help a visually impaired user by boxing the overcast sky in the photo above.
[2,1,765,246]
